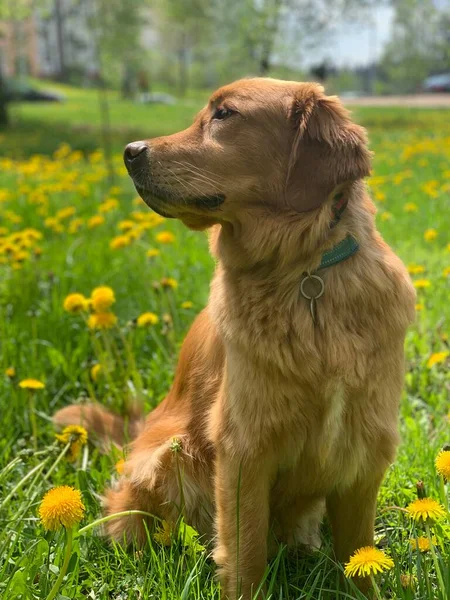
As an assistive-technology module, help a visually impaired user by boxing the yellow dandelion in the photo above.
[115,458,125,475]
[414,279,430,289]
[424,228,438,242]
[87,215,105,229]
[404,203,418,213]
[406,498,445,523]
[435,450,450,480]
[63,293,88,313]
[90,363,102,381]
[19,379,45,390]
[56,425,88,447]
[443,267,450,278]
[344,546,394,578]
[427,351,448,368]
[87,312,117,330]
[153,520,173,546]
[380,211,392,222]
[409,536,437,552]
[91,286,115,312]
[415,303,424,311]
[39,486,85,531]
[110,235,131,250]
[407,264,425,275]
[161,277,178,290]
[56,425,88,462]
[146,248,160,259]
[181,301,193,309]
[137,312,159,327]
[118,220,135,231]
[5,366,15,378]
[156,231,175,244]
[447,243,450,252]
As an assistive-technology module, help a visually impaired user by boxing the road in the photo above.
[343,94,450,108]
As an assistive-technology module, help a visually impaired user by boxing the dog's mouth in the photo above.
[133,182,225,218]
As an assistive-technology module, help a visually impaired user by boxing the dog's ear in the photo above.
[286,86,372,212]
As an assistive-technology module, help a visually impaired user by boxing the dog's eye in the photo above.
[212,106,235,121]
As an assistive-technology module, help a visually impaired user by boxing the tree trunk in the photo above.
[0,75,9,127]
[54,0,67,81]
[177,30,189,97]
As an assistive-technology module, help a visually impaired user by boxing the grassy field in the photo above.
[1,83,450,599]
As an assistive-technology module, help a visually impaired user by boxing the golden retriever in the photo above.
[54,78,415,599]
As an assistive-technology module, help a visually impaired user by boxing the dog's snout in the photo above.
[124,141,148,167]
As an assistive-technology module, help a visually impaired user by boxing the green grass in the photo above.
[0,82,450,599]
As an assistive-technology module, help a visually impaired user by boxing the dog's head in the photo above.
[124,78,371,230]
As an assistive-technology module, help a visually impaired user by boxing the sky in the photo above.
[302,5,395,68]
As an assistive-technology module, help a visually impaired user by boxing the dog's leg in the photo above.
[214,451,274,600]
[326,474,384,592]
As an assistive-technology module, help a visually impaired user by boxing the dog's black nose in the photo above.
[124,141,148,166]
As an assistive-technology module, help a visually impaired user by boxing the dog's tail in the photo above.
[53,403,145,450]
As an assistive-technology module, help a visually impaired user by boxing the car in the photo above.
[423,73,450,93]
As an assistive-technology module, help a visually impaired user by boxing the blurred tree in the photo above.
[153,0,214,96]
[380,0,450,92]
[0,0,53,126]
[89,0,151,96]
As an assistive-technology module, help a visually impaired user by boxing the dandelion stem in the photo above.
[0,457,49,509]
[369,574,383,600]
[44,443,71,481]
[46,527,73,600]
[76,510,160,536]
[28,391,38,451]
[425,523,446,599]
[439,475,448,512]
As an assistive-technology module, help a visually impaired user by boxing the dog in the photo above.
[54,78,415,599]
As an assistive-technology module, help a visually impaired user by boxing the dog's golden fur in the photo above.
[54,78,415,599]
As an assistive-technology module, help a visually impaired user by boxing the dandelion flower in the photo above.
[414,279,430,289]
[404,203,418,213]
[137,312,159,327]
[56,425,88,462]
[146,248,160,259]
[116,458,125,475]
[380,211,392,222]
[424,228,438,242]
[427,351,448,368]
[63,293,88,313]
[406,498,445,523]
[118,220,135,231]
[181,301,193,309]
[156,231,175,244]
[39,486,85,531]
[87,215,105,229]
[435,450,450,480]
[110,235,131,250]
[407,264,425,275]
[153,520,173,546]
[443,267,450,278]
[409,536,436,552]
[161,277,178,290]
[91,286,115,312]
[5,366,15,378]
[87,312,117,330]
[344,546,394,578]
[90,363,102,381]
[415,303,424,311]
[19,378,45,390]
